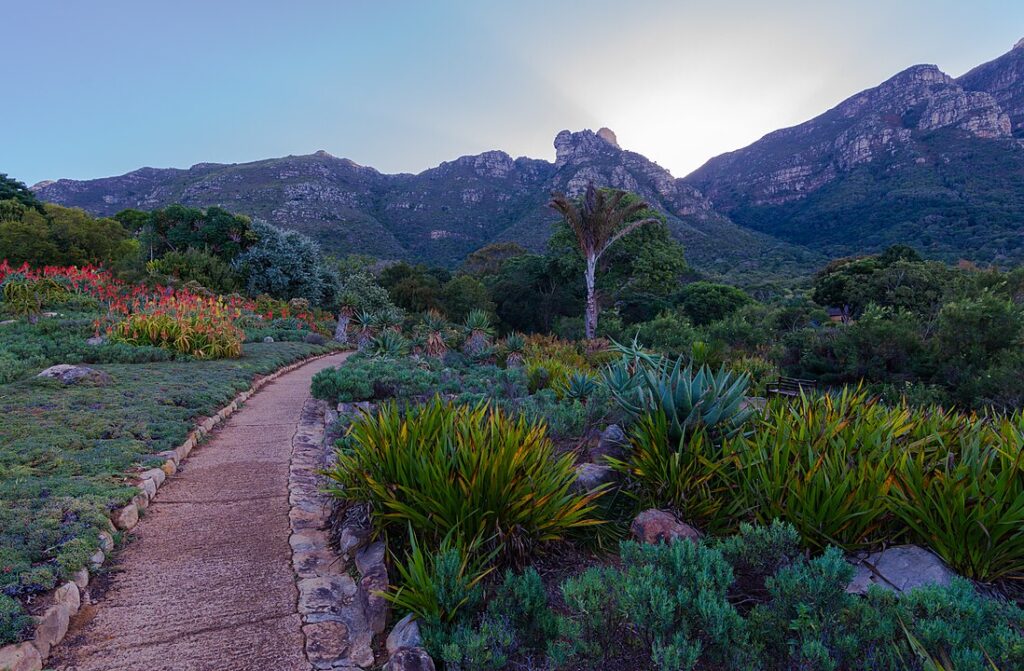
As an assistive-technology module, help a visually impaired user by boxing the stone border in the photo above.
[0,350,342,671]
[288,397,387,669]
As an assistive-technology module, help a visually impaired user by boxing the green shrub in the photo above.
[311,357,437,402]
[608,414,739,531]
[728,389,909,552]
[888,412,1024,581]
[324,399,603,565]
[0,594,31,644]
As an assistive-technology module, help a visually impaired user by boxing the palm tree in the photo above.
[549,183,659,339]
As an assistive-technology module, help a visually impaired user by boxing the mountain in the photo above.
[685,41,1024,267]
[32,40,1024,279]
[32,129,818,283]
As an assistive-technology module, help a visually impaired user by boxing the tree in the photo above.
[462,242,526,276]
[677,282,752,326]
[441,275,495,322]
[234,221,338,306]
[0,174,43,213]
[548,184,659,339]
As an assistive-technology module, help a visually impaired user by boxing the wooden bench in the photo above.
[766,376,817,398]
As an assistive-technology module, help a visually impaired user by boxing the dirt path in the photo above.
[52,352,350,671]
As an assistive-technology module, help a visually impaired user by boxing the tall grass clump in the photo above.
[324,398,603,565]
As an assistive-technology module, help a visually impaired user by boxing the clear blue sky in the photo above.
[4,1,1024,185]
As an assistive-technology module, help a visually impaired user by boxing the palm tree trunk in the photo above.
[584,254,598,340]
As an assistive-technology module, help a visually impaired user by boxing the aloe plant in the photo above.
[416,309,453,357]
[462,309,494,356]
[501,332,526,368]
[561,371,598,401]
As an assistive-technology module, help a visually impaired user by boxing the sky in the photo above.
[4,1,1024,186]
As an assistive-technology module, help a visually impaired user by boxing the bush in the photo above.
[110,293,243,359]
[609,414,739,531]
[0,594,31,645]
[324,399,602,565]
[728,389,908,552]
[311,357,437,402]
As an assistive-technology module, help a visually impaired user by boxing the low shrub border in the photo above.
[0,351,342,671]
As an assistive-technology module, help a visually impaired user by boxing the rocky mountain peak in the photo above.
[1015,37,1024,50]
[554,128,622,167]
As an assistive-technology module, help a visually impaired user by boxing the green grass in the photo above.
[0,338,330,644]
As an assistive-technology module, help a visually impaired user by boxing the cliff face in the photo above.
[686,64,1013,209]
[680,41,1024,266]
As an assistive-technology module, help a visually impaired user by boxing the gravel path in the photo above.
[52,353,350,671]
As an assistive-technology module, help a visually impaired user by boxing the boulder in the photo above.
[0,642,43,671]
[572,463,615,493]
[36,364,112,386]
[263,336,275,343]
[86,336,106,346]
[304,332,326,345]
[590,424,628,462]
[631,509,702,545]
[385,647,435,671]
[386,614,423,656]
[847,545,956,595]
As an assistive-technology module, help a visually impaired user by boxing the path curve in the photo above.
[51,352,350,671]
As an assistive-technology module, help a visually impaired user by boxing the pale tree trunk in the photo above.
[584,254,598,340]
[334,312,351,344]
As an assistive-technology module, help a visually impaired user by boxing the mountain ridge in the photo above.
[32,40,1024,278]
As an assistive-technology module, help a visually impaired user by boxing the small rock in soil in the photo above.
[631,509,703,545]
[385,647,435,671]
[590,424,628,462]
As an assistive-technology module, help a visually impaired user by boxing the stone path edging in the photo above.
[0,350,342,671]
[288,398,387,669]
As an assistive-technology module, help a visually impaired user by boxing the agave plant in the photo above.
[501,332,527,368]
[561,371,599,401]
[607,354,753,442]
[416,309,453,357]
[368,329,410,359]
[462,309,494,356]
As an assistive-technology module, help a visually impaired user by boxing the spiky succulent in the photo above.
[462,309,494,356]
[416,309,453,357]
[501,332,527,368]
[561,371,599,401]
[605,354,753,441]
[367,329,410,359]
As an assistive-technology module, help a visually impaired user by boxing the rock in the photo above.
[304,332,326,345]
[72,568,90,590]
[139,477,157,500]
[141,467,166,487]
[32,603,70,658]
[572,463,615,493]
[85,336,106,346]
[385,647,435,671]
[89,549,105,568]
[112,503,139,530]
[98,531,114,553]
[297,575,359,615]
[0,642,43,671]
[386,614,423,655]
[36,364,112,386]
[630,509,703,545]
[303,621,352,667]
[354,541,386,577]
[263,336,275,343]
[847,545,957,595]
[54,581,81,616]
[590,424,628,462]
